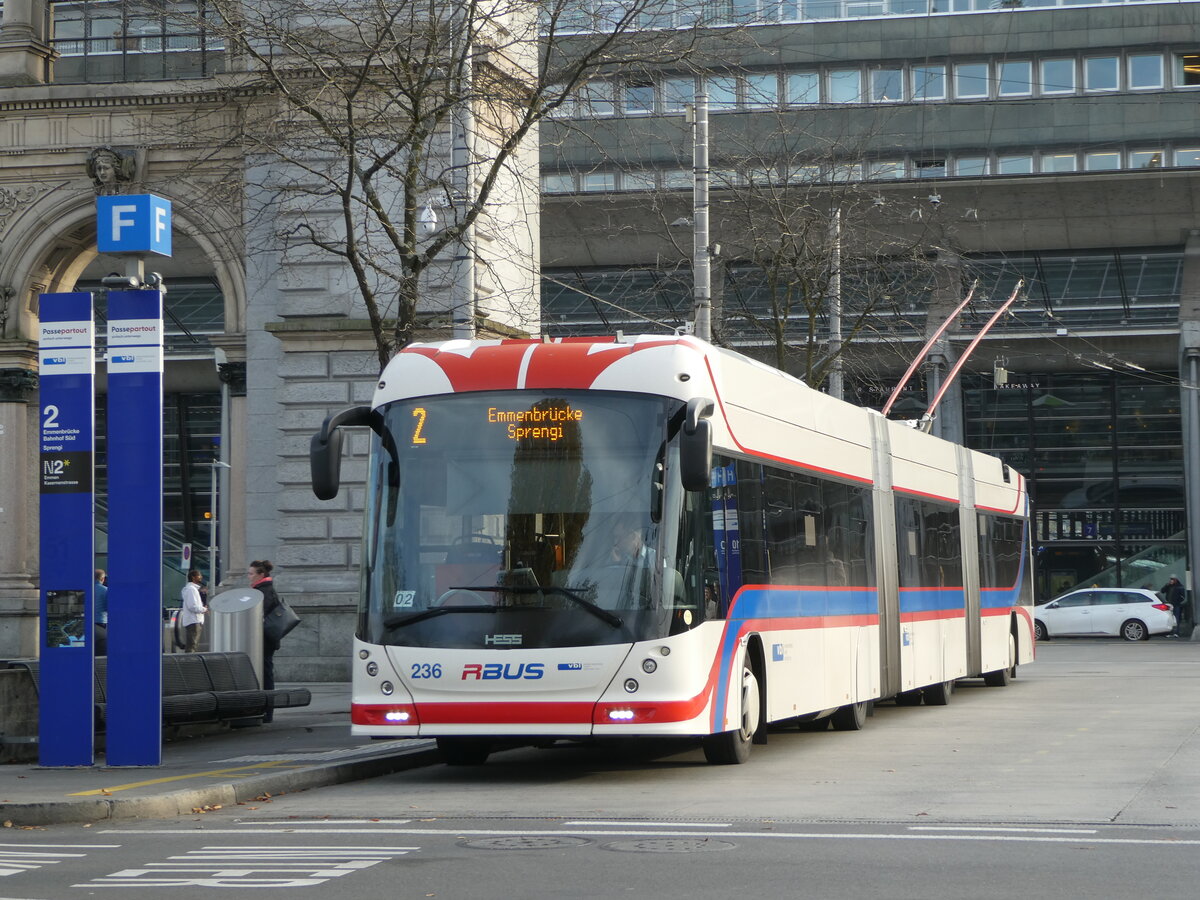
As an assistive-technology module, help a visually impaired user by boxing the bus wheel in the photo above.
[703,662,760,765]
[923,681,952,706]
[830,701,867,731]
[895,689,923,706]
[437,737,491,766]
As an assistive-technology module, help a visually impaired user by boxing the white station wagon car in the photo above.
[1034,587,1175,642]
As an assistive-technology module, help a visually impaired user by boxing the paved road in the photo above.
[4,641,1200,898]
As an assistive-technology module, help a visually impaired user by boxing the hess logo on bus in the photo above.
[461,663,544,681]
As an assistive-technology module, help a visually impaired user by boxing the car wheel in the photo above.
[1034,621,1048,642]
[1121,619,1149,642]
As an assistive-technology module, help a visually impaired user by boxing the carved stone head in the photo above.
[86,147,136,194]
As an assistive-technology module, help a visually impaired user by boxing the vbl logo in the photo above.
[461,663,544,681]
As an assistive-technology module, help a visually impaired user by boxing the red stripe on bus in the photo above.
[900,609,967,623]
[893,485,959,505]
[416,701,596,725]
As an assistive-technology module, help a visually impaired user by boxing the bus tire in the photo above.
[437,737,491,766]
[702,661,760,765]
[895,689,923,706]
[923,681,951,706]
[830,701,867,731]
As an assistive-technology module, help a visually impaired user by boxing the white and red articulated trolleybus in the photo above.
[311,334,1034,765]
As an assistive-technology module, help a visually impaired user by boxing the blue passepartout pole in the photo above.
[104,290,165,766]
[37,292,97,766]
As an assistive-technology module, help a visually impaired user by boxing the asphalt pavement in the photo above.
[0,683,439,827]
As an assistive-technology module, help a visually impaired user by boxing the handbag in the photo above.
[264,599,301,644]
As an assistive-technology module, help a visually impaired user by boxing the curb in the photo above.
[1,745,442,827]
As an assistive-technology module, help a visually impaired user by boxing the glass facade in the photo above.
[964,373,1185,600]
[49,0,225,83]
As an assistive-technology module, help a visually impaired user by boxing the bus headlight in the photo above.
[380,681,394,696]
[641,658,657,674]
[365,661,379,676]
[624,678,639,693]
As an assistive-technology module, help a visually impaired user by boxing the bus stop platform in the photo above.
[0,683,439,827]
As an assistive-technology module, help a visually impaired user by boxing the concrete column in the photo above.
[217,360,247,590]
[0,367,40,657]
[0,0,55,86]
[924,251,965,443]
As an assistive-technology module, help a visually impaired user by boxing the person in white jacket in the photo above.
[179,569,208,653]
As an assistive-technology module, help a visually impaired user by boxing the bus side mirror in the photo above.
[311,405,375,500]
[680,397,714,492]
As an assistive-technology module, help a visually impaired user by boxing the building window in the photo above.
[997,155,1033,175]
[542,173,576,193]
[744,73,779,109]
[1041,153,1077,173]
[662,77,694,113]
[623,83,655,115]
[787,72,820,105]
[828,69,863,104]
[912,65,946,101]
[1175,149,1200,167]
[581,172,615,192]
[1175,53,1200,87]
[664,169,692,189]
[619,170,657,191]
[578,81,615,117]
[1084,57,1119,92]
[1128,54,1164,90]
[707,75,740,110]
[914,158,946,178]
[997,61,1032,97]
[1040,59,1075,95]
[1129,150,1164,169]
[50,0,225,84]
[1085,152,1121,171]
[954,62,989,99]
[955,157,988,176]
[870,68,903,102]
[866,161,904,179]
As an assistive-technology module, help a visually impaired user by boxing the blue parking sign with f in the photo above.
[96,194,172,257]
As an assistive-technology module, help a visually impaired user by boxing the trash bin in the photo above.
[208,587,265,685]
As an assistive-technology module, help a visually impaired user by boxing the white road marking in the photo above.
[0,845,113,879]
[563,821,731,828]
[908,826,1098,834]
[76,845,416,889]
[235,819,412,825]
[101,828,1200,846]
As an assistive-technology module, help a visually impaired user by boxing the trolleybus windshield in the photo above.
[359,391,699,649]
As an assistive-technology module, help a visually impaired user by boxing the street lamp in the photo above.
[208,460,231,586]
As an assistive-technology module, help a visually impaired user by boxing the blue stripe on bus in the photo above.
[898,587,964,614]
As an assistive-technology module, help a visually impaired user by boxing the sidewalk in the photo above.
[0,684,439,827]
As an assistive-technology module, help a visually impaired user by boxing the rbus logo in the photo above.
[461,663,544,681]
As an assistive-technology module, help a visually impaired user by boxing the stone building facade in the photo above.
[0,1,540,678]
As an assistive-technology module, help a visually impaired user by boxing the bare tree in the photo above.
[541,76,960,389]
[187,0,704,370]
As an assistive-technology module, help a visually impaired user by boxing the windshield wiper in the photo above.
[456,585,624,629]
[384,605,498,630]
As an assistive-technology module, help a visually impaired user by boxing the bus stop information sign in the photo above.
[37,292,97,766]
[104,290,166,766]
